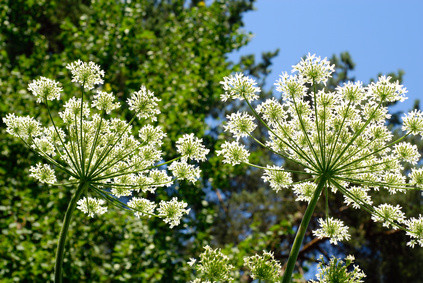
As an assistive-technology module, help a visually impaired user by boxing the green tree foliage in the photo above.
[0,0,257,281]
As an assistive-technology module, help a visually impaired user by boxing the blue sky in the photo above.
[230,0,423,113]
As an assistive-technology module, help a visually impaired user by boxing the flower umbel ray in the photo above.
[219,54,423,281]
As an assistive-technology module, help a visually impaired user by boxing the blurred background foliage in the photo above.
[0,0,422,282]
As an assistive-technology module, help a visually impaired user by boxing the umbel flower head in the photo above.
[3,60,209,228]
[218,53,423,248]
[189,246,282,282]
[188,245,235,282]
[310,255,366,283]
[244,251,282,282]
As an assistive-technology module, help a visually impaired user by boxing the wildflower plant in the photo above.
[189,246,282,282]
[3,60,208,282]
[244,251,282,282]
[310,255,366,283]
[188,245,235,282]
[218,53,423,282]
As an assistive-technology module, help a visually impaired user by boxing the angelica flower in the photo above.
[127,197,156,218]
[292,53,335,85]
[275,72,308,100]
[76,197,107,218]
[31,137,56,156]
[262,166,292,192]
[402,110,423,136]
[394,142,420,165]
[92,90,120,114]
[216,141,249,165]
[138,125,166,146]
[218,55,423,269]
[157,197,190,228]
[4,61,207,225]
[190,245,235,282]
[28,77,62,103]
[219,55,423,283]
[127,85,161,121]
[371,204,405,228]
[310,255,366,283]
[3,114,42,140]
[336,81,366,103]
[176,133,209,162]
[410,168,423,188]
[255,98,285,126]
[367,75,407,103]
[169,161,201,183]
[220,73,260,102]
[292,182,317,202]
[29,163,57,184]
[244,251,281,282]
[343,186,372,209]
[223,111,256,140]
[313,218,350,245]
[66,60,104,90]
[6,60,209,281]
[404,215,423,247]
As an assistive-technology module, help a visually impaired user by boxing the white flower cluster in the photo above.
[29,163,57,184]
[92,91,120,114]
[157,197,190,228]
[292,182,317,202]
[220,73,260,102]
[3,61,208,228]
[127,85,161,121]
[66,60,105,90]
[310,255,366,283]
[223,111,256,140]
[190,247,282,282]
[216,141,249,166]
[189,245,235,282]
[292,53,335,85]
[244,251,281,282]
[176,133,210,162]
[262,166,292,192]
[219,53,423,247]
[312,217,350,245]
[76,197,107,218]
[404,215,423,248]
[28,76,62,103]
[3,114,42,141]
[371,204,405,228]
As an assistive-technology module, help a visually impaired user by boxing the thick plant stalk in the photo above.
[281,176,327,283]
[54,181,89,282]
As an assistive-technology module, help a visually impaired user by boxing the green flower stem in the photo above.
[282,176,327,283]
[54,181,89,282]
